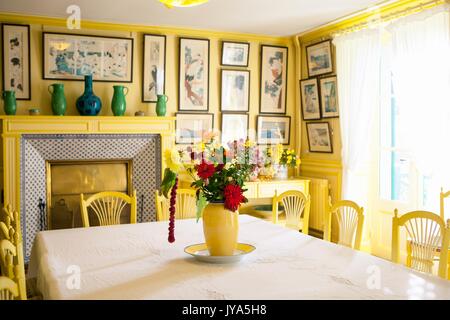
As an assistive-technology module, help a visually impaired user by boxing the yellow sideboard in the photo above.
[243,178,310,199]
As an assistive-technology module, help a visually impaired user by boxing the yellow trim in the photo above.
[297,0,445,43]
[0,12,290,43]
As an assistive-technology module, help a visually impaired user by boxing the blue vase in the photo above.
[76,75,102,116]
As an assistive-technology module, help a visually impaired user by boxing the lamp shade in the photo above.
[159,0,208,8]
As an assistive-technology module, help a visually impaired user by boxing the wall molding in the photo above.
[0,12,292,44]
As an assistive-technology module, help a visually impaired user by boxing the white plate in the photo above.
[184,243,255,264]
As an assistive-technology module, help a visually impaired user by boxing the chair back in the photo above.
[272,190,311,234]
[440,188,450,221]
[0,276,19,300]
[391,209,449,279]
[155,189,197,221]
[0,205,26,300]
[80,190,137,227]
[325,200,364,250]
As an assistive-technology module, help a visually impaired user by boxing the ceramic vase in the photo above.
[76,75,102,116]
[274,164,288,180]
[2,90,16,115]
[156,94,168,116]
[48,84,67,115]
[202,202,239,256]
[111,85,129,116]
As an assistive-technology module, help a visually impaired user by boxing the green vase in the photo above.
[2,90,16,115]
[156,94,168,116]
[48,84,67,116]
[111,85,129,116]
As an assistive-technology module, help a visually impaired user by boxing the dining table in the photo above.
[27,214,450,300]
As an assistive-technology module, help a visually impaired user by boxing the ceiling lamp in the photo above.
[158,0,208,8]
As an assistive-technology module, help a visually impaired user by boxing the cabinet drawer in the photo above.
[258,183,305,198]
[243,183,258,199]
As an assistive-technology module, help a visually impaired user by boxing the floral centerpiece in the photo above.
[160,133,253,255]
[272,144,301,179]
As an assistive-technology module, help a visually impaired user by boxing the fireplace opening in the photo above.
[46,159,133,229]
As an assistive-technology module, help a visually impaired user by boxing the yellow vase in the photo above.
[202,202,239,256]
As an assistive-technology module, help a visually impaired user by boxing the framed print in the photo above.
[43,32,134,82]
[221,41,249,67]
[179,37,210,111]
[300,78,321,120]
[256,115,291,145]
[319,76,339,118]
[306,122,333,153]
[176,112,214,144]
[142,34,166,102]
[220,69,250,112]
[221,113,249,145]
[306,40,333,77]
[259,45,288,114]
[2,24,31,100]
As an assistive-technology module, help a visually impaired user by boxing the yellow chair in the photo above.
[80,190,137,227]
[0,276,19,300]
[324,200,364,250]
[440,188,450,221]
[0,205,26,300]
[391,209,449,279]
[439,188,450,278]
[272,190,311,234]
[155,189,197,221]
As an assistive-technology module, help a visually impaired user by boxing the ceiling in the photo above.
[0,0,387,36]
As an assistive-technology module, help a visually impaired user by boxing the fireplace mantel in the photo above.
[0,116,175,215]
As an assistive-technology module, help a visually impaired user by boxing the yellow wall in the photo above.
[0,13,296,149]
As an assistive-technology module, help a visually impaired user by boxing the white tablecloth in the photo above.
[27,215,450,300]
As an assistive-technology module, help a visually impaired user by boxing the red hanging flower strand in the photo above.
[168,177,178,243]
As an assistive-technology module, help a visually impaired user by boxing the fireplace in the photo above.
[46,160,133,229]
[20,134,161,259]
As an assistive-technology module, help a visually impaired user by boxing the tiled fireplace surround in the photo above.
[20,134,161,259]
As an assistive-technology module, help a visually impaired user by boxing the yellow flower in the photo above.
[296,158,301,166]
[244,139,255,148]
[164,149,183,173]
[198,142,206,151]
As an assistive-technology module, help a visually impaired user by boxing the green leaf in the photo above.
[160,168,177,198]
[196,192,208,222]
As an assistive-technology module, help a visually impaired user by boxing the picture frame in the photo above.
[220,69,250,112]
[1,24,31,100]
[221,113,249,145]
[300,78,321,120]
[42,32,134,82]
[259,45,288,114]
[306,122,333,153]
[306,40,333,77]
[178,37,210,112]
[256,115,291,145]
[142,34,166,102]
[221,41,249,67]
[175,112,214,144]
[319,76,339,118]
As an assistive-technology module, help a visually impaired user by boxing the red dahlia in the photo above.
[224,184,246,212]
[196,160,215,180]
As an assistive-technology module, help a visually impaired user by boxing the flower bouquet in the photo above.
[160,133,253,255]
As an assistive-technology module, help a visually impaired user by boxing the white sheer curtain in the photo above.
[388,6,450,211]
[333,29,382,204]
